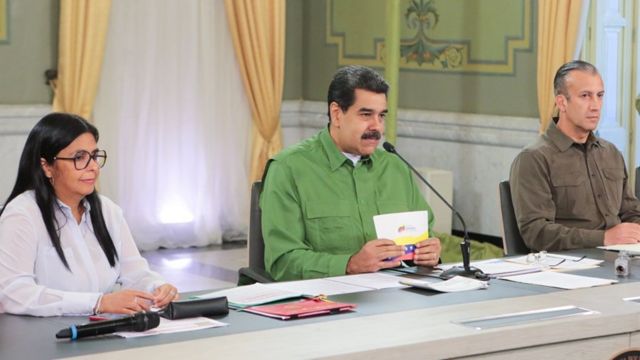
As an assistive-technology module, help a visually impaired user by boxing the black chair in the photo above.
[498,181,529,256]
[238,181,274,285]
[635,167,640,199]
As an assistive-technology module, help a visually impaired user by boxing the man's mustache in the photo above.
[361,130,382,140]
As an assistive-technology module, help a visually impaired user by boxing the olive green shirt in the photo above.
[261,128,434,281]
[510,120,640,251]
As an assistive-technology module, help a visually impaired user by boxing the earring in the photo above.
[48,177,54,186]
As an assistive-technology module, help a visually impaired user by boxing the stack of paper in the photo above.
[441,259,543,278]
[502,271,617,290]
[399,276,489,292]
[196,283,304,309]
[598,244,640,255]
[506,254,603,271]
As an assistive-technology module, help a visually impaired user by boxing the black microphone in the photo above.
[382,141,488,281]
[55,311,160,340]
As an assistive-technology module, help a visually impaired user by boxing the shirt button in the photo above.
[597,194,602,198]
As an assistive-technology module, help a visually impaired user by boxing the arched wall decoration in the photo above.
[326,0,533,75]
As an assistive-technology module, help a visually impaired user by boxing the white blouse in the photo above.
[0,191,165,316]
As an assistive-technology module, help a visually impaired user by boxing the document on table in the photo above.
[598,243,640,255]
[195,273,408,308]
[441,258,543,278]
[116,317,227,338]
[502,271,617,290]
[195,283,305,308]
[506,253,603,271]
[327,273,409,290]
[267,278,373,296]
[399,276,489,292]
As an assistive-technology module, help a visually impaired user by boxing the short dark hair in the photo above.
[0,113,118,270]
[327,65,389,121]
[553,60,599,98]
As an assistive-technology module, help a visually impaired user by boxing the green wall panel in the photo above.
[284,0,539,118]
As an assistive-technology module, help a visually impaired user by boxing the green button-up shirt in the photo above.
[510,120,640,251]
[261,128,434,281]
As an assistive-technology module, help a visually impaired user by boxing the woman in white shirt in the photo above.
[0,113,178,316]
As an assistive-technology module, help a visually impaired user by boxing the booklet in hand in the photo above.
[243,296,356,320]
[374,210,429,261]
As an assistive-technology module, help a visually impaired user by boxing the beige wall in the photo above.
[0,0,58,104]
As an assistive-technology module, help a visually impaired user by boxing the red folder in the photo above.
[243,297,356,320]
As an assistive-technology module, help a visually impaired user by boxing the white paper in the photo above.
[598,244,640,255]
[502,271,617,290]
[195,283,302,308]
[327,273,409,290]
[506,253,603,271]
[267,278,372,296]
[116,317,227,338]
[399,276,488,292]
[374,211,429,260]
[441,259,543,278]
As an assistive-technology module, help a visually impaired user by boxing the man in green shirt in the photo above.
[261,65,442,281]
[510,60,640,251]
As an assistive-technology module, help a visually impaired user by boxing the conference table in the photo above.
[3,249,640,359]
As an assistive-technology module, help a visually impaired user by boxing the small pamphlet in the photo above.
[243,296,356,320]
[374,210,429,260]
[399,276,489,292]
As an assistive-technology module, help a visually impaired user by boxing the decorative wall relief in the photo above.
[326,0,532,74]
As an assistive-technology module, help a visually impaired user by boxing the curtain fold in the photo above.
[224,0,285,182]
[536,0,586,132]
[52,0,111,120]
[93,0,251,249]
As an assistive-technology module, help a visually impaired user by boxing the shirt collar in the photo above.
[56,197,91,222]
[546,119,601,152]
[319,128,376,171]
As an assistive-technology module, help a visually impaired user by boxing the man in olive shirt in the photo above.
[510,60,640,251]
[261,65,442,281]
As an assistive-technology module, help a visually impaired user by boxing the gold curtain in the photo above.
[537,0,585,132]
[224,0,285,182]
[52,0,111,120]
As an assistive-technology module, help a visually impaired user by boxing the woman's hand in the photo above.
[152,283,179,308]
[98,289,155,314]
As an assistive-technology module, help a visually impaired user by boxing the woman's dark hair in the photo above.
[0,113,118,269]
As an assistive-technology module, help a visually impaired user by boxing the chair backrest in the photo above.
[636,167,640,199]
[498,181,529,256]
[248,181,265,270]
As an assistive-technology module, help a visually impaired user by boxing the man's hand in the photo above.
[413,237,441,266]
[346,239,404,274]
[604,223,640,245]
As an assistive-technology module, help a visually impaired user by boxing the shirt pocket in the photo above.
[305,201,358,253]
[376,201,412,215]
[602,167,624,206]
[551,173,589,219]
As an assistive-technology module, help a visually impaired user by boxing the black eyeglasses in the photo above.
[54,150,107,170]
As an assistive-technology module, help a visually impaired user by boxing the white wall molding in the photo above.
[0,105,51,202]
[281,100,539,149]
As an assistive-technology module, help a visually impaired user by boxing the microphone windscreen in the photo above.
[382,141,396,153]
[131,312,160,331]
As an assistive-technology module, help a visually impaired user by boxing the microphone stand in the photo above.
[383,142,488,281]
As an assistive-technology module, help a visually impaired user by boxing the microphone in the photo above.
[55,311,160,340]
[382,141,488,281]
